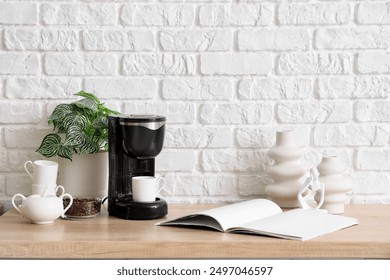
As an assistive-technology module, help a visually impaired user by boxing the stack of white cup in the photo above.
[24,160,61,196]
[11,160,73,224]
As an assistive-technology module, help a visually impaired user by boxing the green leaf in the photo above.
[73,97,99,112]
[62,113,88,130]
[91,115,108,129]
[57,146,74,161]
[48,104,73,131]
[35,134,62,158]
[75,91,100,104]
[64,125,87,146]
[79,140,100,155]
[49,104,73,121]
[99,105,120,116]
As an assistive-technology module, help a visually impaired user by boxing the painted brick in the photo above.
[357,2,390,24]
[164,173,237,197]
[0,78,3,97]
[160,30,232,51]
[0,54,39,75]
[0,102,42,124]
[351,172,390,194]
[313,125,389,147]
[124,102,196,124]
[277,52,352,75]
[200,53,272,75]
[236,128,277,149]
[44,53,83,75]
[0,153,7,173]
[162,78,234,100]
[4,128,51,149]
[303,148,353,173]
[316,77,355,99]
[0,31,4,50]
[356,149,390,171]
[277,101,351,123]
[236,126,310,148]
[156,150,197,172]
[123,54,196,75]
[199,4,273,26]
[206,175,238,196]
[5,29,78,51]
[351,77,390,98]
[165,174,205,196]
[121,4,195,26]
[84,78,156,99]
[355,101,390,122]
[239,174,270,196]
[82,30,155,51]
[0,3,38,25]
[165,126,231,148]
[5,176,32,197]
[238,29,310,51]
[278,3,350,25]
[357,52,390,74]
[238,78,312,100]
[317,76,390,99]
[44,53,117,76]
[84,54,117,76]
[200,103,273,124]
[315,27,390,50]
[201,150,269,172]
[6,77,81,99]
[42,4,116,26]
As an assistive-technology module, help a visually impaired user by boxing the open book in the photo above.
[157,199,358,241]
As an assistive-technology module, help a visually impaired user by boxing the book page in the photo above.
[159,199,282,231]
[230,208,358,241]
[157,214,225,231]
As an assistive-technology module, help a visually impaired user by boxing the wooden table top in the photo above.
[0,204,389,259]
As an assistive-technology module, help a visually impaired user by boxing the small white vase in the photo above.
[56,152,108,199]
[315,155,352,214]
[265,129,306,208]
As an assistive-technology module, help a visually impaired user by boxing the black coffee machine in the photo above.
[107,114,167,220]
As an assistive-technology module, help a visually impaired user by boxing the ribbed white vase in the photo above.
[265,130,306,208]
[315,156,352,214]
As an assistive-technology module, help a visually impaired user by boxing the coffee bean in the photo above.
[63,197,101,217]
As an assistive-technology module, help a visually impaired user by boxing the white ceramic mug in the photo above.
[24,160,58,185]
[32,184,65,197]
[132,176,166,203]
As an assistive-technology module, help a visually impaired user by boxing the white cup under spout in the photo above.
[132,176,166,203]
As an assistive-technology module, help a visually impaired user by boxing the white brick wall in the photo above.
[1,0,390,209]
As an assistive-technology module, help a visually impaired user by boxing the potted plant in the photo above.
[36,91,119,217]
[37,91,118,160]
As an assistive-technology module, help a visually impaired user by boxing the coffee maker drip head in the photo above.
[119,115,165,159]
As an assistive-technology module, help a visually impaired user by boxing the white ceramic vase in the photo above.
[56,152,108,199]
[315,155,352,214]
[265,129,306,208]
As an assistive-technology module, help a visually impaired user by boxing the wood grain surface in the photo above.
[0,204,389,259]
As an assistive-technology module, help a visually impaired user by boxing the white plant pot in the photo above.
[55,152,108,199]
